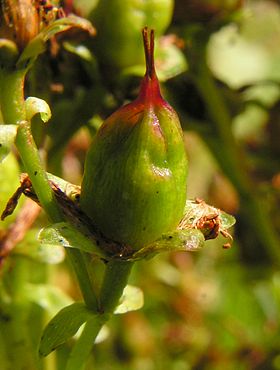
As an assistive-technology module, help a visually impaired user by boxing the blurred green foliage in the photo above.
[1,0,280,369]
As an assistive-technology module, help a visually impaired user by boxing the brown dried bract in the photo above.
[179,198,233,249]
[1,174,32,221]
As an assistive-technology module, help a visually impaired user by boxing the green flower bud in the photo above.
[80,28,188,250]
[89,0,174,69]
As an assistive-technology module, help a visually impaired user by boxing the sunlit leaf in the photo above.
[39,302,95,357]
[25,97,51,123]
[0,125,18,162]
[114,285,144,314]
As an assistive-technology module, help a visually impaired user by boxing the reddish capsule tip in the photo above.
[138,27,163,105]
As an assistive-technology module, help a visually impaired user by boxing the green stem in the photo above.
[65,316,108,370]
[1,65,134,370]
[16,120,64,222]
[193,59,250,192]
[66,260,133,370]
[99,260,133,314]
[66,249,99,311]
[0,70,98,309]
[0,68,26,124]
[192,53,280,263]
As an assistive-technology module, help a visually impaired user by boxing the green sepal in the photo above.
[38,222,106,258]
[39,302,96,357]
[130,229,205,261]
[219,211,236,230]
[0,125,18,162]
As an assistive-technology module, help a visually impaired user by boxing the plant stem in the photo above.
[0,68,26,124]
[99,260,133,314]
[66,260,133,370]
[66,249,99,311]
[16,120,64,222]
[0,69,98,310]
[1,65,134,370]
[65,316,108,370]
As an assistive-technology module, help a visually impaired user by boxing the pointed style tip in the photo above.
[142,27,156,80]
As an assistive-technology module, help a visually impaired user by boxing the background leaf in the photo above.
[114,285,144,314]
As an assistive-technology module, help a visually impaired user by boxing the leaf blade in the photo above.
[39,302,95,357]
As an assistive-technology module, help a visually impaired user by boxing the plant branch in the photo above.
[65,316,108,370]
[0,68,99,311]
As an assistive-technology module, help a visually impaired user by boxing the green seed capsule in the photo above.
[80,28,188,250]
[89,0,174,69]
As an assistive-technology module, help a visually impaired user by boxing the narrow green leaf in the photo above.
[39,302,95,357]
[114,285,144,314]
[25,97,51,123]
[0,125,18,162]
[38,222,105,257]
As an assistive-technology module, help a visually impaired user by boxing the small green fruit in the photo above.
[80,28,188,250]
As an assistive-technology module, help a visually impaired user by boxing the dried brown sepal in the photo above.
[1,173,32,220]
[179,198,234,248]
